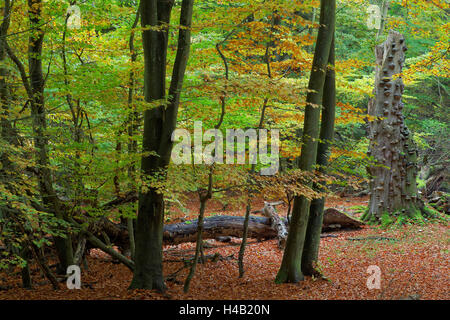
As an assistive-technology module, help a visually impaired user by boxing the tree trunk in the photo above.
[27,0,74,272]
[1,1,34,287]
[276,0,335,284]
[126,6,141,262]
[363,30,424,222]
[130,0,194,291]
[302,35,335,276]
[183,193,210,293]
[0,0,16,147]
[376,0,390,42]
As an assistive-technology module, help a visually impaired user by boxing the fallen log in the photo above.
[321,208,365,230]
[163,215,276,245]
[94,208,364,249]
[163,208,363,245]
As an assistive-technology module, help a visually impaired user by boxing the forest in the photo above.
[0,0,448,302]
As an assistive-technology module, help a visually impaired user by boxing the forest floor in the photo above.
[0,195,448,300]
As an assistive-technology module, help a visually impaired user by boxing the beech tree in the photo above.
[301,35,335,277]
[129,0,194,291]
[3,0,74,273]
[276,0,335,283]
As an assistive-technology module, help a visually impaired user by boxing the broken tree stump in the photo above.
[365,30,424,221]
[261,201,288,248]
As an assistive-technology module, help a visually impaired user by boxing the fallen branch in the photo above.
[69,218,134,271]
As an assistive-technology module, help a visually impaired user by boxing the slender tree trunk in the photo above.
[184,187,211,293]
[184,41,227,290]
[1,1,33,287]
[28,0,74,272]
[0,0,12,144]
[301,36,335,276]
[126,7,140,261]
[130,0,194,291]
[275,0,335,284]
[238,98,267,278]
[238,12,277,277]
[376,0,390,42]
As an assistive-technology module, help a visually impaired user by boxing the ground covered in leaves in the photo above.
[0,196,448,300]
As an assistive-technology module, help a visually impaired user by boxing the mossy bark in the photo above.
[301,35,335,277]
[130,0,194,291]
[28,0,74,271]
[276,0,335,284]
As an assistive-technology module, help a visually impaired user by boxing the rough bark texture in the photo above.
[276,0,335,284]
[364,30,424,222]
[262,202,288,248]
[164,209,361,244]
[164,216,278,244]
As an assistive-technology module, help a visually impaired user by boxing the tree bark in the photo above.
[183,190,211,293]
[0,0,16,146]
[130,0,194,291]
[1,1,34,287]
[276,0,335,284]
[261,202,288,249]
[238,14,274,276]
[376,0,390,42]
[27,0,74,272]
[364,30,424,222]
[126,6,141,262]
[301,35,335,276]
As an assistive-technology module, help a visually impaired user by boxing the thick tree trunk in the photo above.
[364,30,424,222]
[129,0,172,291]
[165,215,280,244]
[130,0,194,291]
[276,0,335,284]
[302,35,335,276]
